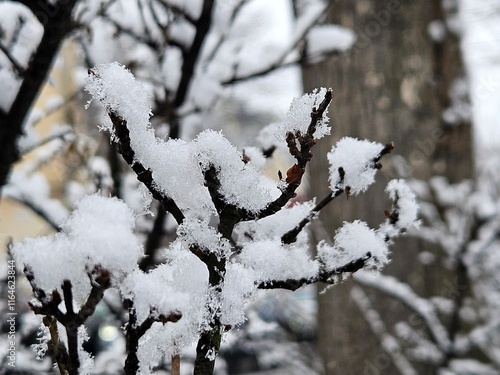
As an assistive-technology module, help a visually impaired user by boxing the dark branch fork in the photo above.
[25,263,181,375]
[124,299,182,375]
[25,265,112,375]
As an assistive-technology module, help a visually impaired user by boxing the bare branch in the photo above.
[0,0,78,191]
[173,0,215,107]
[223,1,331,86]
[281,188,344,244]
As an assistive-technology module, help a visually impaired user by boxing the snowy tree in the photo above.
[8,60,419,375]
[0,1,423,375]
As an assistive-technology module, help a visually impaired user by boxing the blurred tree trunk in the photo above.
[301,0,473,374]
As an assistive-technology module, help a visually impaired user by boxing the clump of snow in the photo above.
[151,138,214,219]
[327,137,384,194]
[221,262,257,326]
[136,243,208,371]
[275,88,330,141]
[194,130,273,213]
[306,25,356,61]
[85,62,153,138]
[318,220,389,273]
[177,218,232,259]
[239,238,318,282]
[427,20,447,42]
[121,268,185,326]
[442,77,471,126]
[12,194,143,305]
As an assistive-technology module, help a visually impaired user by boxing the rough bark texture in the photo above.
[302,1,473,374]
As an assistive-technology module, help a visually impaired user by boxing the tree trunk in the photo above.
[302,1,473,374]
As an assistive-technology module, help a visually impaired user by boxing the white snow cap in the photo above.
[328,137,384,194]
[318,220,389,273]
[12,195,143,305]
[194,130,273,213]
[239,238,319,282]
[275,87,331,141]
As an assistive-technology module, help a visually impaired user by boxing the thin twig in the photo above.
[253,89,333,220]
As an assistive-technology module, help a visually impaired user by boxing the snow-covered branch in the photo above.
[355,272,451,355]
[351,286,418,375]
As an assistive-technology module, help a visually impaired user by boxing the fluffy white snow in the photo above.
[327,137,384,194]
[12,194,143,305]
[318,220,389,273]
[275,87,331,141]
[86,63,276,216]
